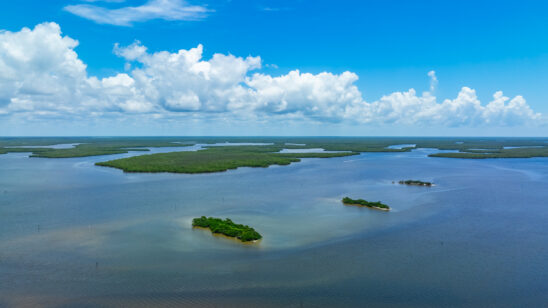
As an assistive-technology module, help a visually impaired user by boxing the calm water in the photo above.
[0,147,547,307]
[386,144,417,149]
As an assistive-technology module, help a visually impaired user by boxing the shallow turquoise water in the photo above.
[0,147,547,307]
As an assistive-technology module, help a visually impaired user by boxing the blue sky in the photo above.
[0,0,547,136]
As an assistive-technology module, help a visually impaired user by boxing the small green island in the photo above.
[398,180,433,187]
[342,197,390,211]
[192,216,262,242]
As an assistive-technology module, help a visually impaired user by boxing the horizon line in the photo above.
[1,136,547,139]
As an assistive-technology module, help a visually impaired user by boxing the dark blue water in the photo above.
[0,147,547,307]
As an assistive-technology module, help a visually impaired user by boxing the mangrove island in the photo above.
[398,180,433,186]
[342,197,390,211]
[192,216,262,242]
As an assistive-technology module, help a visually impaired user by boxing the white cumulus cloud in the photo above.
[0,22,543,128]
[0,23,88,116]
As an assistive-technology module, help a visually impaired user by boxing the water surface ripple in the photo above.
[0,148,547,307]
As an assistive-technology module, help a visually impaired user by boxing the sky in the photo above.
[0,0,547,136]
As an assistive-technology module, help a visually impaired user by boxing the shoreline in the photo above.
[342,202,390,211]
[192,226,262,244]
[399,183,435,187]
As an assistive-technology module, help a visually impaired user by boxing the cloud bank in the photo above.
[0,23,542,128]
[64,0,210,26]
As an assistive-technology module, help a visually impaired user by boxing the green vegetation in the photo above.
[192,216,262,242]
[29,146,150,158]
[342,197,390,211]
[95,145,358,173]
[2,137,548,159]
[399,180,432,186]
[271,137,548,155]
[0,137,194,158]
[429,146,548,159]
[28,140,191,158]
[0,147,54,155]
